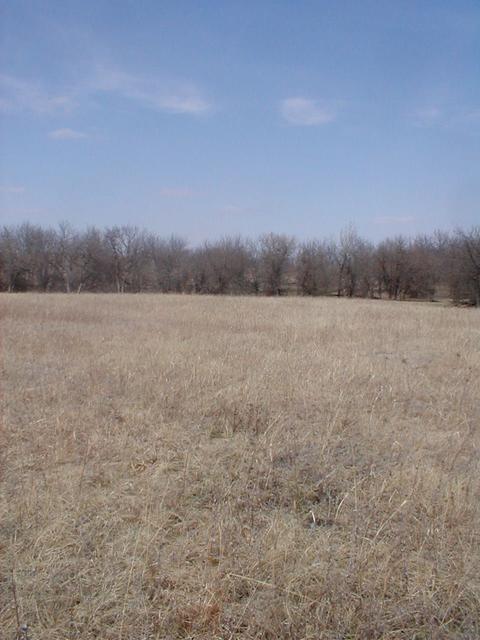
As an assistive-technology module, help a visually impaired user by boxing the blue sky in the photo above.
[1,0,479,242]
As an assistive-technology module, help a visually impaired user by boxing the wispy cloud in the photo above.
[220,205,245,215]
[411,105,480,130]
[0,185,25,194]
[219,204,260,217]
[455,108,480,126]
[374,216,415,225]
[0,207,48,226]
[1,66,212,118]
[412,106,442,127]
[0,74,74,115]
[159,187,194,197]
[280,97,336,126]
[86,65,212,115]
[49,128,87,140]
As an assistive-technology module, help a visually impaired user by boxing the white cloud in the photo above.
[49,128,87,140]
[0,74,74,115]
[374,216,415,225]
[280,97,336,126]
[0,185,25,194]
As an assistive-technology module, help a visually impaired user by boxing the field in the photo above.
[1,294,480,639]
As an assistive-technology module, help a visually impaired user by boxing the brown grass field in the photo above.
[1,294,480,639]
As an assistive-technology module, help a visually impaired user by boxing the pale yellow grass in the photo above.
[1,294,480,639]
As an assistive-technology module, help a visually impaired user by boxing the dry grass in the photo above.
[1,293,480,639]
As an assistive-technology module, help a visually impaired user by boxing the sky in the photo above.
[1,0,479,243]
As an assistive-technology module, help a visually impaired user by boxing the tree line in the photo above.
[1,222,479,305]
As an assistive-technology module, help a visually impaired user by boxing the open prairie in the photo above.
[1,294,480,639]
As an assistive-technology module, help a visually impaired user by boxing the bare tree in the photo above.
[451,228,480,306]
[76,227,110,292]
[407,235,437,300]
[333,225,368,297]
[258,233,295,295]
[51,222,78,293]
[14,223,55,291]
[104,226,149,292]
[375,235,437,301]
[0,221,478,304]
[149,235,189,292]
[0,226,28,291]
[296,240,332,295]
[375,236,408,300]
[196,236,253,294]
